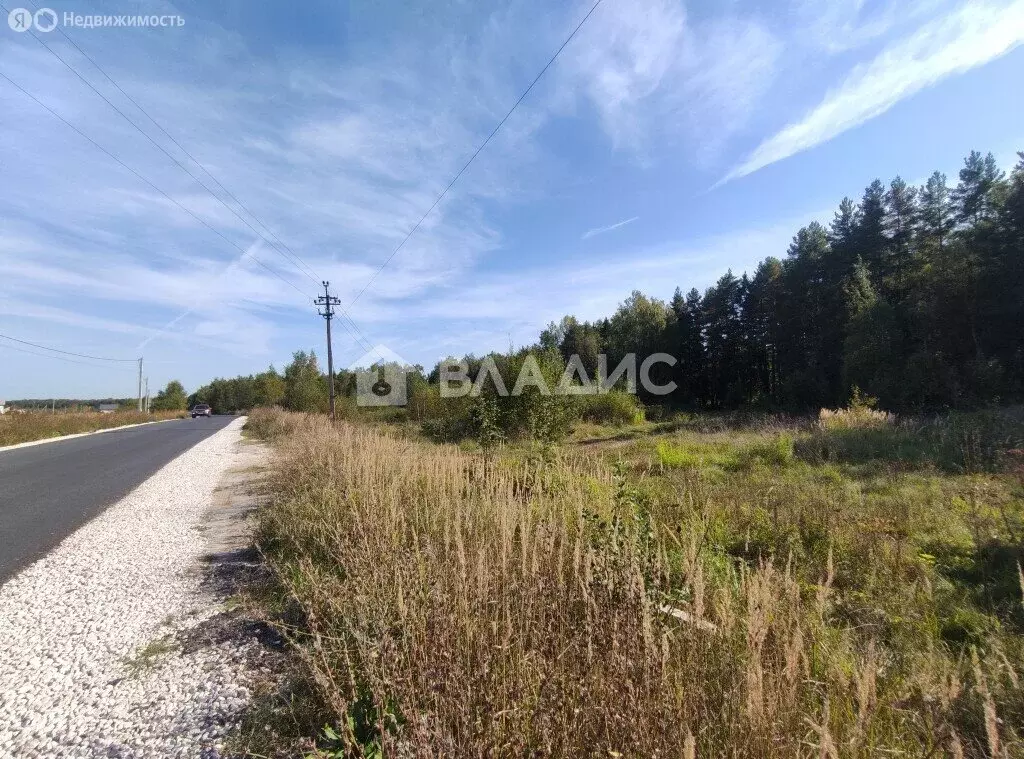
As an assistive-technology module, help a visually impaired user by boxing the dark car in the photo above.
[191,404,212,418]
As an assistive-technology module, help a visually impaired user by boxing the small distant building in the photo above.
[97,403,119,414]
[0,401,6,415]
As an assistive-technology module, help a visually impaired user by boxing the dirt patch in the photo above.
[177,608,284,656]
[196,440,327,758]
[200,442,272,597]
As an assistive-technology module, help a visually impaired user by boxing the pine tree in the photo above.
[855,180,888,289]
[828,197,860,274]
[842,257,876,321]
[883,176,919,300]
[981,152,1024,380]
[953,150,1005,226]
[743,258,784,404]
[919,171,953,257]
[776,223,833,405]
[675,288,707,406]
[702,271,745,407]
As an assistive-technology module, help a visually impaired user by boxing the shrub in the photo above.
[800,406,1023,473]
[817,389,895,431]
[420,408,477,443]
[576,391,645,426]
[424,351,579,444]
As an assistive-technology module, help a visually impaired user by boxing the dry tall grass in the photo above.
[817,405,895,431]
[0,410,185,446]
[251,408,1022,757]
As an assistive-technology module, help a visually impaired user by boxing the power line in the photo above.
[346,0,604,309]
[1,66,377,363]
[7,8,381,360]
[9,0,323,289]
[0,340,125,368]
[4,1,603,365]
[0,332,137,362]
[0,69,313,304]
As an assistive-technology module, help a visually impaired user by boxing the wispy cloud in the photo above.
[721,0,1024,185]
[793,0,951,54]
[399,209,830,364]
[0,10,531,371]
[4,0,1021,398]
[582,216,639,240]
[566,0,780,159]
[135,239,265,351]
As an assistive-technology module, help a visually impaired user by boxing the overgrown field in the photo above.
[0,410,185,446]
[245,405,1024,757]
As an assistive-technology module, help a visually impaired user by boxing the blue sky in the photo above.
[1,0,1023,399]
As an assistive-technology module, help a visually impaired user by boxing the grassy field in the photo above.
[243,405,1024,758]
[0,410,185,447]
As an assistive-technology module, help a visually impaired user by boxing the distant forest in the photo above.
[3,398,134,410]
[194,149,1024,414]
[535,149,1024,411]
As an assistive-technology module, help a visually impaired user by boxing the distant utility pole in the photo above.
[315,281,341,421]
[137,357,144,412]
[144,377,150,414]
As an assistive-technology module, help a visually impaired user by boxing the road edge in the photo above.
[0,418,180,455]
[0,417,262,756]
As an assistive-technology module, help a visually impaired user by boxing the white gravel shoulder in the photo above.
[0,417,261,759]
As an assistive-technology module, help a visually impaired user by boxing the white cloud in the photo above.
[0,15,523,368]
[582,216,639,240]
[722,0,1024,184]
[6,0,1020,397]
[398,209,831,366]
[567,0,781,157]
[794,0,951,53]
[569,0,688,149]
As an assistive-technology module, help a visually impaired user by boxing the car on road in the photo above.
[191,404,212,418]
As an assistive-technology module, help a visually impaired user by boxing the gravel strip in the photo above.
[0,417,259,758]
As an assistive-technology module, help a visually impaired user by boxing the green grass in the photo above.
[598,413,1024,651]
[122,635,178,676]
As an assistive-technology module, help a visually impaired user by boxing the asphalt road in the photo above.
[0,416,236,584]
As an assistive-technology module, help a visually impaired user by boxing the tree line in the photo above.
[187,352,368,414]
[534,149,1024,410]
[190,148,1023,418]
[3,398,135,411]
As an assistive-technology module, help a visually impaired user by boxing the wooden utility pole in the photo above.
[137,357,144,412]
[315,281,341,421]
